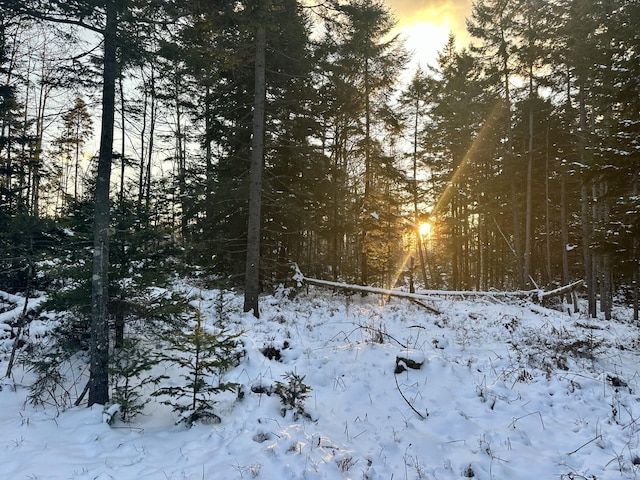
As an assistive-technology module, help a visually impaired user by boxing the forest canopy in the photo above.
[1,0,638,319]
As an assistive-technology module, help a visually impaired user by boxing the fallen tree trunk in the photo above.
[299,275,583,306]
[538,279,584,301]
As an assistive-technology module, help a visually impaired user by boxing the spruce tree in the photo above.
[327,0,407,287]
[152,308,242,426]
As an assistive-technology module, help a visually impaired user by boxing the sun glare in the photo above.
[419,222,431,238]
[400,21,451,68]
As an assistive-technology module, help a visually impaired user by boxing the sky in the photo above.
[386,0,473,69]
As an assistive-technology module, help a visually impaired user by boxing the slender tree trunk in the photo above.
[144,67,156,224]
[243,20,266,317]
[412,96,428,288]
[137,67,147,215]
[633,175,639,322]
[88,3,117,407]
[544,128,552,285]
[560,65,571,303]
[174,71,187,240]
[73,119,80,202]
[119,73,126,204]
[361,57,371,287]
[204,84,214,223]
[560,171,570,289]
[581,181,594,317]
[577,80,596,317]
[524,73,534,287]
[600,181,612,320]
[331,138,340,282]
[451,195,459,290]
[31,82,46,217]
[512,176,524,288]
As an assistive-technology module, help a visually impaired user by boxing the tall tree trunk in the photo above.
[634,175,639,322]
[119,73,126,205]
[560,65,571,303]
[88,2,117,407]
[544,128,552,285]
[511,176,524,288]
[31,80,46,217]
[560,171,570,289]
[411,96,428,288]
[174,71,187,240]
[144,67,156,225]
[330,136,341,282]
[451,195,459,290]
[524,73,534,287]
[361,56,371,287]
[243,20,266,317]
[581,181,595,317]
[578,81,596,317]
[137,67,147,216]
[204,84,214,223]
[600,181,612,320]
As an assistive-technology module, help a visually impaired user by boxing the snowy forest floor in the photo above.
[1,282,640,480]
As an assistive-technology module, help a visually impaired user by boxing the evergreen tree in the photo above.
[426,38,491,290]
[399,67,433,289]
[326,0,407,286]
[152,308,242,426]
[51,97,93,211]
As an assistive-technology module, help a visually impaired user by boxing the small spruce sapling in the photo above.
[152,308,242,426]
[23,312,90,410]
[108,338,165,423]
[275,371,311,420]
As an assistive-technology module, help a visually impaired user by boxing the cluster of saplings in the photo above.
[20,261,310,426]
[24,284,239,425]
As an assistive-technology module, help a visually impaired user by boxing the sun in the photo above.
[399,20,451,69]
[419,221,432,238]
[388,0,474,73]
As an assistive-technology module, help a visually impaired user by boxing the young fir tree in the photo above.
[152,308,243,426]
[107,338,164,423]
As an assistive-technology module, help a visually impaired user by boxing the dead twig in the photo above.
[566,434,602,455]
[394,374,427,420]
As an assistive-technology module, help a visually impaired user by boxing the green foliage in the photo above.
[275,371,311,420]
[108,338,165,423]
[42,192,185,338]
[151,308,243,426]
[22,314,89,410]
[0,214,64,294]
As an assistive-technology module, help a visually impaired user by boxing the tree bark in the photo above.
[144,67,156,224]
[560,171,570,290]
[544,128,552,285]
[524,76,534,287]
[88,1,117,407]
[634,176,639,322]
[243,20,266,317]
[411,94,428,288]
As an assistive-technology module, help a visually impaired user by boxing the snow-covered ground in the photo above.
[1,284,640,480]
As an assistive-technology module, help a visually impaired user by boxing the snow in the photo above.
[2,285,640,480]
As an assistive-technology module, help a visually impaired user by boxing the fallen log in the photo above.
[538,279,584,301]
[301,276,442,313]
[299,275,583,307]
